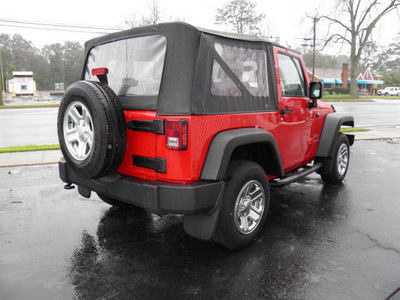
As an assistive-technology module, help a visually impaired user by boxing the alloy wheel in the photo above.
[63,101,94,161]
[234,180,265,234]
[337,143,349,176]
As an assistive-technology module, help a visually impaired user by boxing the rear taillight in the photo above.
[166,119,188,150]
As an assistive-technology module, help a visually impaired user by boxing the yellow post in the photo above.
[34,83,38,101]
[0,49,5,99]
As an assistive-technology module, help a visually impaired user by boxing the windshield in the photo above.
[84,34,167,109]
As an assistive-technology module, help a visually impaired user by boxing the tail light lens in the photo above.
[166,119,188,150]
[92,68,109,85]
[92,68,108,76]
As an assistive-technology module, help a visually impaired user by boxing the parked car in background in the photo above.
[377,87,400,96]
[357,88,368,95]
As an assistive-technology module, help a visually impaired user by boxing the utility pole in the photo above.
[0,44,4,105]
[312,17,317,82]
[301,16,318,82]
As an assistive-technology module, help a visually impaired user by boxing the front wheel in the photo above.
[214,161,270,250]
[320,133,350,184]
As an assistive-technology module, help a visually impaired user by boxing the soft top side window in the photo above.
[211,59,243,97]
[213,42,269,98]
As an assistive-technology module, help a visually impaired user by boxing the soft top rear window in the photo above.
[84,34,167,110]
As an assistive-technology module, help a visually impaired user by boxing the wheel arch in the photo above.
[316,113,354,158]
[200,128,285,180]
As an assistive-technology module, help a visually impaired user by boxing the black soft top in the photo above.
[84,22,275,51]
[83,22,282,115]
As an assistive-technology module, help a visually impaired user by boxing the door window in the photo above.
[277,53,306,97]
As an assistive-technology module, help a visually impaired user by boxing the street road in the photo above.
[0,107,59,147]
[0,99,399,147]
[328,98,400,128]
[1,139,400,299]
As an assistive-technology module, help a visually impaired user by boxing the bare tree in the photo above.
[321,0,400,96]
[125,0,162,28]
[215,0,265,35]
[145,0,161,25]
[124,13,140,28]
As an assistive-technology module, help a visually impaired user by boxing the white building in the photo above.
[7,71,36,96]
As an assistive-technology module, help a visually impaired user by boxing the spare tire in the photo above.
[57,80,127,179]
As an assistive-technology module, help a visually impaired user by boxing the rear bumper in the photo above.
[59,158,223,215]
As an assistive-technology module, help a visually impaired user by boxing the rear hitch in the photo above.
[64,183,75,190]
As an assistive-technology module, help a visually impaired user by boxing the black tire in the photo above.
[385,92,388,96]
[57,81,126,179]
[97,193,134,208]
[91,81,127,177]
[320,133,350,185]
[214,161,270,250]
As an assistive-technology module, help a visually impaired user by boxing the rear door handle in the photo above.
[281,108,293,115]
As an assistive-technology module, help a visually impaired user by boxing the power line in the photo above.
[0,18,124,31]
[0,18,128,34]
[0,23,111,34]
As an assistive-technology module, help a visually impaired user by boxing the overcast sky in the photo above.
[1,0,399,54]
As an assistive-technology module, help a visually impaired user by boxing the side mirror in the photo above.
[309,82,323,108]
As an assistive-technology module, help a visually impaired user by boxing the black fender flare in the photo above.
[200,128,285,180]
[316,113,354,158]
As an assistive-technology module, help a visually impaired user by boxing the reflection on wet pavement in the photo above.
[1,140,400,299]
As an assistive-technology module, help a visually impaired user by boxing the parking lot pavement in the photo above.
[1,139,400,299]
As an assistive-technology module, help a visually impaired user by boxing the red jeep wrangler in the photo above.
[58,22,354,250]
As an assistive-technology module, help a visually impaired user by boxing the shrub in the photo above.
[324,88,334,95]
[331,87,349,94]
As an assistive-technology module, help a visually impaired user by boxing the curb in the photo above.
[352,127,400,141]
[0,150,62,167]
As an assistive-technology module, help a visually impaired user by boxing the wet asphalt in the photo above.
[1,139,400,300]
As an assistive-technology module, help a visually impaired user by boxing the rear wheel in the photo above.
[214,161,270,250]
[320,133,350,184]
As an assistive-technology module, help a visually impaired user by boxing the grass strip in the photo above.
[322,98,374,102]
[340,127,370,133]
[0,144,60,153]
[322,95,373,102]
[0,104,60,109]
[322,95,400,102]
